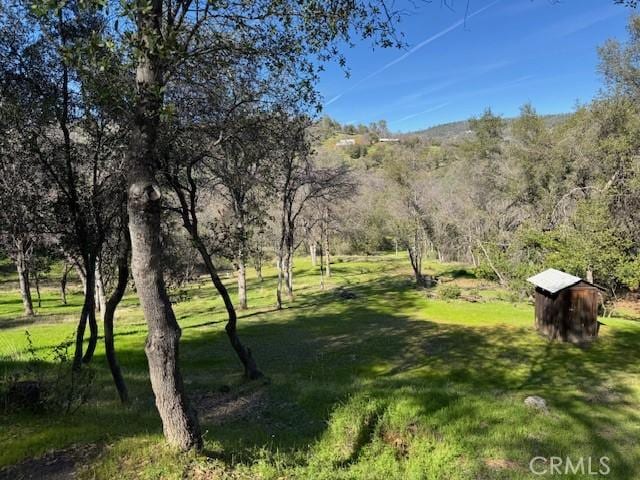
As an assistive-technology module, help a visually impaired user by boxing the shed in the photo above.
[527,268,603,343]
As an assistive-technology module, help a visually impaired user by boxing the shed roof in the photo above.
[527,268,582,294]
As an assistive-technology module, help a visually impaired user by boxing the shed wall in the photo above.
[534,282,599,342]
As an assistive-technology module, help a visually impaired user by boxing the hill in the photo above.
[406,113,570,142]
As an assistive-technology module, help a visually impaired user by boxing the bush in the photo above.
[345,144,368,159]
[496,290,523,303]
[437,283,461,300]
[1,331,95,414]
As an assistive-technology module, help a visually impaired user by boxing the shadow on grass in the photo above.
[438,267,476,279]
[0,316,39,331]
[1,271,640,478]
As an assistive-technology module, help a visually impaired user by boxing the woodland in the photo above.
[1,1,640,479]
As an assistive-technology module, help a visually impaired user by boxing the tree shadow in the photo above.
[0,317,39,331]
[1,271,639,478]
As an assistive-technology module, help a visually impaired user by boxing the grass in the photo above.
[1,254,639,479]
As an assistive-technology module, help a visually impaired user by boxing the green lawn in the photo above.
[1,255,639,479]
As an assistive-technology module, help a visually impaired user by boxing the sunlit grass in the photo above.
[1,254,639,479]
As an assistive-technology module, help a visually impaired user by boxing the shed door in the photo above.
[568,286,598,340]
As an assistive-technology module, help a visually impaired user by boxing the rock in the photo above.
[524,395,548,412]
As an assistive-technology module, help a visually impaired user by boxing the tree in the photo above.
[600,15,640,100]
[382,146,433,285]
[213,110,278,310]
[0,0,130,369]
[34,0,405,450]
[158,115,265,381]
[272,122,352,307]
[509,103,558,224]
[0,6,47,317]
[101,213,131,403]
[0,155,39,316]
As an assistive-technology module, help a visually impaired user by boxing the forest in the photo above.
[296,15,640,303]
[1,1,640,479]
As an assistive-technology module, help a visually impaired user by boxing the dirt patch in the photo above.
[380,428,411,458]
[193,386,268,426]
[584,383,623,405]
[0,443,101,480]
[614,299,640,319]
[484,458,521,470]
[379,423,424,459]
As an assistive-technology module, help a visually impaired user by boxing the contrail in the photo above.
[324,0,502,107]
[391,102,451,125]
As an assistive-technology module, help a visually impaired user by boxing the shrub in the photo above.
[1,331,95,414]
[496,290,523,303]
[437,283,461,300]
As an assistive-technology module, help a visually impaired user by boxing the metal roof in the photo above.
[527,268,582,294]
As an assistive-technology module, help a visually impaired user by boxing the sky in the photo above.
[317,0,635,133]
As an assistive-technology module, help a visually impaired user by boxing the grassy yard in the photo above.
[1,255,639,479]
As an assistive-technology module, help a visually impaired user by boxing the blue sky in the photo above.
[317,0,635,133]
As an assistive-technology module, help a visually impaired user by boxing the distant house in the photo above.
[336,138,356,147]
[379,138,399,143]
[527,268,604,343]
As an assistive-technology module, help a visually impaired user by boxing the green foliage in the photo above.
[436,282,461,300]
[599,15,640,100]
[512,200,636,294]
[345,143,368,159]
[464,108,505,160]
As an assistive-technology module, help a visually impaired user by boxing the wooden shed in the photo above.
[527,268,603,343]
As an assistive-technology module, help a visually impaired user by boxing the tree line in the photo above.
[322,16,640,299]
[0,0,405,450]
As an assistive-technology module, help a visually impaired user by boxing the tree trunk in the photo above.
[82,259,99,365]
[126,9,201,449]
[477,240,506,286]
[409,248,422,285]
[15,241,34,316]
[408,232,423,286]
[128,172,201,450]
[319,245,325,290]
[75,263,87,295]
[276,254,284,310]
[104,234,130,403]
[95,263,107,318]
[324,234,331,279]
[469,247,477,268]
[83,304,98,364]
[255,262,263,282]
[237,256,248,310]
[60,263,71,305]
[310,243,317,266]
[194,241,262,379]
[323,208,331,278]
[73,260,96,369]
[33,271,41,308]
[286,254,294,299]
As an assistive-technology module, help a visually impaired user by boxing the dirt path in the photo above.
[0,443,101,480]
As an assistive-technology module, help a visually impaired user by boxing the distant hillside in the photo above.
[406,113,570,142]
